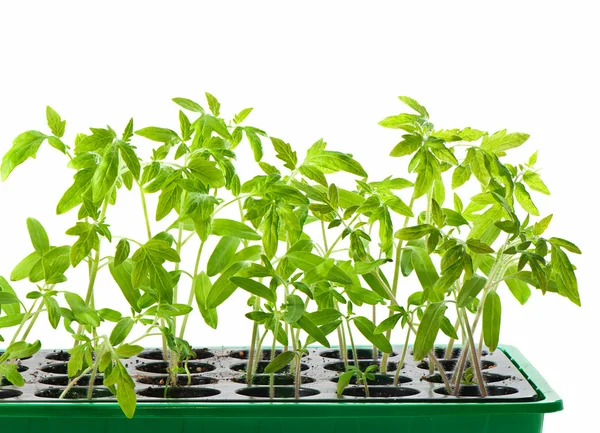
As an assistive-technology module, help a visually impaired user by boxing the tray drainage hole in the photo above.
[39,363,68,374]
[138,348,214,360]
[416,360,496,372]
[35,387,113,399]
[323,361,397,372]
[45,351,71,361]
[342,386,420,398]
[234,374,315,385]
[320,349,397,360]
[426,348,489,359]
[0,389,22,399]
[230,361,309,374]
[434,385,519,397]
[331,374,408,385]
[235,386,320,398]
[135,375,217,386]
[228,349,283,360]
[39,375,104,386]
[422,371,509,384]
[138,387,220,398]
[135,361,216,374]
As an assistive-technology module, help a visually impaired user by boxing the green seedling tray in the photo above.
[0,345,562,433]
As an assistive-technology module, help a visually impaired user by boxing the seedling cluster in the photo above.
[0,95,580,417]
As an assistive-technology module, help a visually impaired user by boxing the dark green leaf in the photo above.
[413,302,447,360]
[483,291,501,351]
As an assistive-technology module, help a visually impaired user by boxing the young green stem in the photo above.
[138,182,152,240]
[10,298,39,345]
[456,309,486,397]
[246,299,260,385]
[178,241,205,340]
[393,327,411,386]
[60,367,92,399]
[269,319,279,399]
[444,318,460,360]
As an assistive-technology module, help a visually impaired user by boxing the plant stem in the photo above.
[294,353,301,399]
[429,353,453,395]
[456,309,486,397]
[20,301,45,341]
[10,298,39,345]
[269,319,279,399]
[345,318,360,372]
[444,318,460,360]
[138,182,152,240]
[59,367,92,399]
[393,327,411,386]
[178,241,204,340]
[246,300,260,385]
[321,221,329,252]
[372,305,378,362]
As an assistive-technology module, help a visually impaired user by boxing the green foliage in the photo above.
[0,94,581,416]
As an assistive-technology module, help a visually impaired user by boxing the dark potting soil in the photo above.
[0,346,539,402]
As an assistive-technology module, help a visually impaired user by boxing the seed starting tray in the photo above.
[0,346,538,403]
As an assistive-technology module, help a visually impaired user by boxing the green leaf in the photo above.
[44,296,61,328]
[481,130,529,153]
[0,363,25,386]
[46,106,66,138]
[390,134,422,157]
[504,267,531,305]
[10,252,40,281]
[395,224,435,240]
[114,239,130,267]
[194,272,218,329]
[337,370,355,396]
[92,144,119,202]
[550,244,580,306]
[110,317,134,346]
[26,218,50,255]
[135,127,180,143]
[440,316,458,339]
[187,158,226,188]
[234,107,253,124]
[442,208,468,227]
[398,96,429,117]
[115,344,144,358]
[0,277,20,315]
[374,313,403,334]
[109,259,141,313]
[297,315,330,347]
[118,143,141,180]
[271,137,297,170]
[262,205,279,259]
[0,291,20,305]
[285,252,352,285]
[457,275,487,307]
[413,302,447,360]
[466,238,495,254]
[452,165,471,189]
[353,316,393,353]
[57,169,94,214]
[211,218,261,240]
[207,236,240,277]
[483,291,501,351]
[523,171,550,195]
[306,309,343,326]
[1,131,47,180]
[515,182,539,216]
[229,277,276,303]
[354,258,391,275]
[264,351,295,374]
[116,373,137,419]
[283,294,304,323]
[206,261,248,309]
[408,246,439,293]
[548,237,581,254]
[533,214,553,236]
[205,92,221,116]
[4,340,41,359]
[172,97,204,112]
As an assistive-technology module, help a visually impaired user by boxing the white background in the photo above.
[0,1,598,431]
